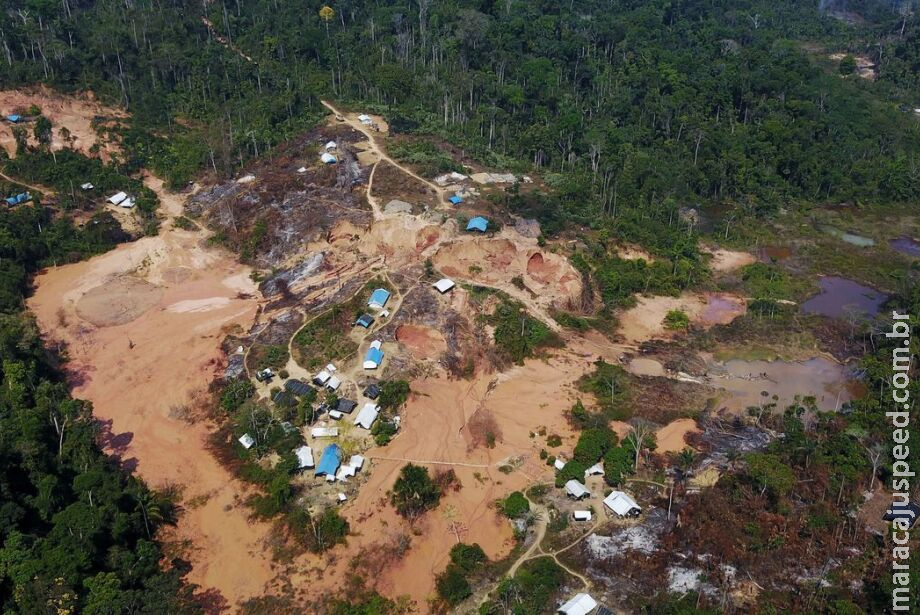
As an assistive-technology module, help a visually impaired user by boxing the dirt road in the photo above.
[0,168,55,195]
[320,100,448,216]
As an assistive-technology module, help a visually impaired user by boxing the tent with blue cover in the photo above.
[368,288,390,309]
[5,192,31,206]
[466,216,488,232]
[363,347,384,369]
[5,115,21,123]
[315,444,342,477]
[448,195,463,205]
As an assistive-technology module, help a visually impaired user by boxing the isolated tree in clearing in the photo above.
[390,463,442,519]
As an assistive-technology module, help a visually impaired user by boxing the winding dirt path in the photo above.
[477,488,596,608]
[201,17,255,64]
[506,492,548,578]
[320,99,448,216]
[0,168,54,195]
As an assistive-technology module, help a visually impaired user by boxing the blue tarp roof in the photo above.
[5,193,30,206]
[355,314,375,328]
[466,216,489,232]
[5,115,21,123]
[315,444,342,476]
[448,195,463,204]
[364,347,384,366]
[368,288,390,307]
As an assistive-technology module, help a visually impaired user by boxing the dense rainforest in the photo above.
[0,313,201,613]
[2,0,918,211]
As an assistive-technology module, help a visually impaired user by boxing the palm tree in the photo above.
[676,447,696,472]
[134,488,174,538]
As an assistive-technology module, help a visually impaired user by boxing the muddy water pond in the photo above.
[624,351,859,415]
[801,276,887,319]
[707,356,860,414]
[819,225,876,247]
[627,357,667,377]
[891,236,920,257]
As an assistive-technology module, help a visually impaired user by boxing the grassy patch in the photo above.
[247,343,290,371]
[576,360,632,421]
[388,137,462,177]
[291,279,386,370]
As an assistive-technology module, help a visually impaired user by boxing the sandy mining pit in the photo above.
[432,236,582,308]
[655,418,700,454]
[701,245,757,272]
[617,292,747,345]
[75,275,164,326]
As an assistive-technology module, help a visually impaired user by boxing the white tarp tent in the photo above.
[558,592,598,615]
[325,140,337,150]
[320,152,337,164]
[107,191,128,205]
[348,455,365,470]
[238,433,255,449]
[585,463,604,477]
[336,465,357,481]
[433,278,456,293]
[573,510,592,521]
[354,403,379,429]
[554,458,566,471]
[603,491,642,517]
[327,376,342,391]
[294,445,314,469]
[565,480,590,499]
[311,427,339,438]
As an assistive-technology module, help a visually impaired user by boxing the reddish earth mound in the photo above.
[415,227,441,252]
[526,251,558,284]
[432,238,582,307]
[395,324,446,358]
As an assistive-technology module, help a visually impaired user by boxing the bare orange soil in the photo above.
[0,88,124,159]
[655,418,700,454]
[27,178,280,608]
[701,245,757,272]
[395,324,447,358]
[617,292,746,345]
[16,90,768,612]
[28,168,599,611]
